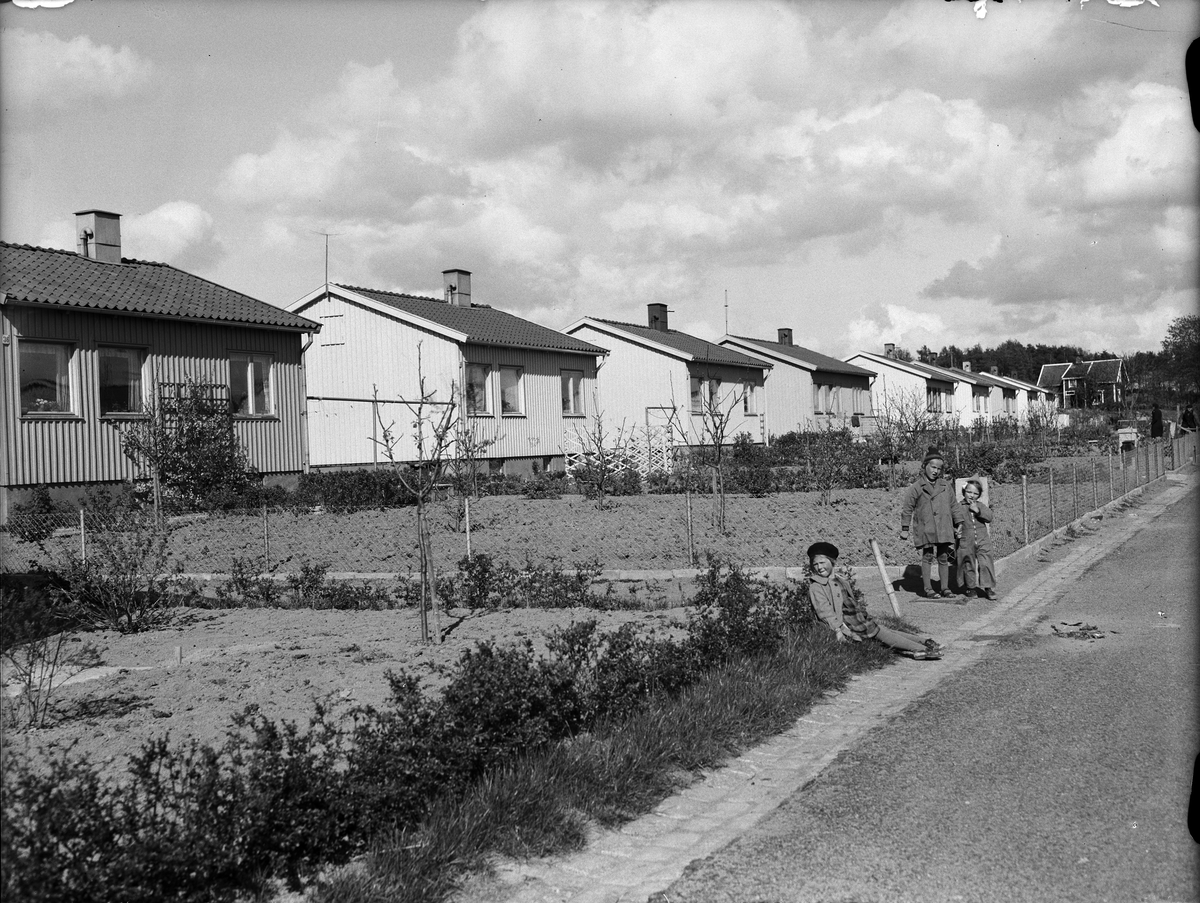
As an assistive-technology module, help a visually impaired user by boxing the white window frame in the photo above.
[561,369,584,416]
[19,339,76,416]
[742,381,757,416]
[98,345,147,416]
[690,376,703,414]
[230,352,275,417]
[499,365,524,416]
[926,387,943,414]
[465,363,492,416]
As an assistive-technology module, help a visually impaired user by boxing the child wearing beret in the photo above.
[805,541,943,660]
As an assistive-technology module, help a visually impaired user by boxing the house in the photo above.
[1037,359,1126,409]
[974,370,1056,428]
[718,328,876,438]
[286,270,607,475]
[0,210,321,521]
[920,361,1011,428]
[564,304,770,446]
[843,348,956,427]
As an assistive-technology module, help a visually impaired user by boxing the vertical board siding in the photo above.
[761,364,812,438]
[1,306,308,488]
[297,292,601,467]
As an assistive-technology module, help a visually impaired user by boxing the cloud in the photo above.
[0,27,152,110]
[124,202,220,270]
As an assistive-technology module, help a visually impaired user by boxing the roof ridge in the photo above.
[336,282,496,310]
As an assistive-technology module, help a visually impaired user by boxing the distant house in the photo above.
[564,304,770,446]
[924,361,1012,427]
[1,210,320,521]
[844,349,956,426]
[1037,359,1126,409]
[718,328,876,438]
[287,270,606,475]
[974,370,1056,426]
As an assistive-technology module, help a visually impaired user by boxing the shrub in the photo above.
[294,470,418,510]
[4,486,74,545]
[212,558,397,611]
[727,434,774,496]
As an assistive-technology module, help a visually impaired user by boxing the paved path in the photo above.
[458,472,1197,903]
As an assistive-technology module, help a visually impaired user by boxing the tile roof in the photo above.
[1038,359,1123,389]
[896,359,957,385]
[337,284,606,355]
[0,242,319,331]
[727,335,873,377]
[945,367,1011,389]
[586,318,770,369]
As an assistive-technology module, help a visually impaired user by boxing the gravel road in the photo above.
[659,486,1199,903]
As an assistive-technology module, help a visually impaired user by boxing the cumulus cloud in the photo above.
[0,27,152,110]
[124,202,220,270]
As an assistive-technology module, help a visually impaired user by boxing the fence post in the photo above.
[1049,466,1056,530]
[262,504,271,570]
[80,508,87,562]
[1075,461,1084,518]
[1091,458,1098,511]
[1108,449,1114,501]
[1021,475,1029,546]
[1121,450,1127,496]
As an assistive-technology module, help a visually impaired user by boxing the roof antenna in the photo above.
[312,230,342,292]
[724,289,729,334]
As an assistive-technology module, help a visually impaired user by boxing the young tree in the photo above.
[693,372,749,534]
[568,400,636,510]
[372,346,458,645]
[1162,314,1200,398]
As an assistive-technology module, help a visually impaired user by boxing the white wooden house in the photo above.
[564,304,770,447]
[1,211,320,521]
[985,372,1057,427]
[719,329,876,439]
[287,270,606,475]
[844,349,956,427]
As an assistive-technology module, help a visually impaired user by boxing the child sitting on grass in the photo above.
[899,447,964,599]
[956,478,998,600]
[805,541,943,660]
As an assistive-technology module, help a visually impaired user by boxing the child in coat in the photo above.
[805,541,943,660]
[956,478,997,600]
[899,447,964,599]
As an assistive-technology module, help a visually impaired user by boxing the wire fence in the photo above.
[3,434,1194,579]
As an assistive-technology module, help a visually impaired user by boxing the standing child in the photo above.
[956,478,997,600]
[899,447,964,599]
[804,541,943,660]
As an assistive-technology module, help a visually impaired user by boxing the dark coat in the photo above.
[1151,407,1164,438]
[956,501,995,590]
[899,476,964,548]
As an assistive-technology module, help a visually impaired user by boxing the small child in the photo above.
[805,541,943,660]
[956,478,998,600]
[899,447,965,598]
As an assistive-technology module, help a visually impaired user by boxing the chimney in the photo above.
[777,328,793,346]
[884,343,895,359]
[962,361,972,372]
[990,366,999,376]
[647,303,669,332]
[442,268,472,307]
[75,210,122,264]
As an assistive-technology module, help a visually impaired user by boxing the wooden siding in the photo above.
[760,363,812,438]
[297,293,599,467]
[1,305,308,488]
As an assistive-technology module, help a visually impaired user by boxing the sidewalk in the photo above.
[461,471,1198,903]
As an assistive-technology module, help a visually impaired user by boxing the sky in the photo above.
[2,0,1197,361]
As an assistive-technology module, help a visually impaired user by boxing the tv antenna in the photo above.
[312,230,342,290]
[724,289,729,334]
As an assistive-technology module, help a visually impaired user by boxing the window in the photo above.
[926,387,943,414]
[742,381,757,415]
[230,353,274,416]
[708,378,721,408]
[20,341,74,414]
[690,377,703,413]
[99,346,145,415]
[852,387,872,415]
[465,363,491,415]
[813,383,836,414]
[499,366,523,415]
[561,369,583,415]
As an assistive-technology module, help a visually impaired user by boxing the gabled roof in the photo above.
[0,242,319,332]
[722,335,874,377]
[987,372,1050,394]
[942,367,1011,390]
[571,317,770,370]
[295,283,606,356]
[848,351,954,385]
[1037,359,1124,389]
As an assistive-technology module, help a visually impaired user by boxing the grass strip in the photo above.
[314,624,897,903]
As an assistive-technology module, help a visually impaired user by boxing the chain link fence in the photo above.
[3,434,1194,579]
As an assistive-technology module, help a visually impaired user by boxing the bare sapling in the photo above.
[569,399,636,510]
[372,346,458,644]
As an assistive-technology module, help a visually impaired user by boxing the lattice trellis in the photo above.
[562,427,674,479]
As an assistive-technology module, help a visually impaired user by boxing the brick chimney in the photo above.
[777,328,793,346]
[75,210,122,264]
[647,303,668,332]
[884,343,895,359]
[962,361,972,372]
[442,269,472,307]
[990,366,999,376]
